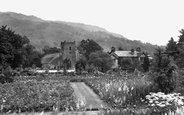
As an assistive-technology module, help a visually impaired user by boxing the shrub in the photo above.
[152,66,176,94]
[0,66,14,84]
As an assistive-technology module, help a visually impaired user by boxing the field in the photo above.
[0,72,184,115]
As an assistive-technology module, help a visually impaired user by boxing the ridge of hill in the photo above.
[0,12,158,54]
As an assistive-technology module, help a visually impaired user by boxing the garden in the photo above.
[0,74,77,114]
[0,68,184,115]
[1,26,184,115]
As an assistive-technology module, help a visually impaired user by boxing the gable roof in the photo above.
[41,53,60,64]
[112,51,141,58]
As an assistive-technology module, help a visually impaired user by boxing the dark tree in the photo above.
[0,26,33,69]
[166,37,177,52]
[75,55,87,74]
[152,47,176,93]
[178,29,184,43]
[118,47,124,51]
[88,51,113,72]
[42,46,60,55]
[26,50,43,67]
[165,37,178,59]
[142,52,149,72]
[119,58,141,72]
[154,47,165,69]
[78,39,103,59]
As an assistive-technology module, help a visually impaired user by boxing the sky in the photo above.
[0,0,184,46]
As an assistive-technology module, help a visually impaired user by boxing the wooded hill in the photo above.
[0,12,159,54]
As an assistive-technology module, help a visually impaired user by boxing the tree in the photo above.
[165,37,178,59]
[75,55,87,74]
[78,39,103,59]
[142,52,149,72]
[0,26,33,69]
[42,46,60,55]
[119,58,141,72]
[174,29,184,68]
[118,47,124,51]
[166,37,177,52]
[26,50,43,68]
[178,29,184,43]
[88,51,113,72]
[152,47,176,93]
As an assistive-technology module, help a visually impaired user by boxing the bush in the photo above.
[151,66,176,94]
[0,66,14,84]
[119,58,141,72]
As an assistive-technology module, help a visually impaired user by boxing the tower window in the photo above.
[69,47,71,50]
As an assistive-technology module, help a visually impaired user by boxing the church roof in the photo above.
[41,53,60,65]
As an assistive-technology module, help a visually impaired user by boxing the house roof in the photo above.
[41,53,60,64]
[113,51,141,58]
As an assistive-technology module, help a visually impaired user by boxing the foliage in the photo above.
[165,29,184,68]
[142,52,150,72]
[0,25,35,69]
[42,46,60,55]
[118,47,124,51]
[88,51,113,73]
[0,66,15,84]
[78,39,103,59]
[75,55,87,74]
[165,37,178,58]
[119,58,141,72]
[0,79,76,113]
[27,50,43,67]
[153,47,170,71]
[178,29,184,43]
[152,47,176,94]
[175,40,184,68]
[84,74,153,109]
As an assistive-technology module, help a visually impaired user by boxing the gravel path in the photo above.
[70,82,107,110]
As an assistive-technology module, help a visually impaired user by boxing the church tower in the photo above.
[60,41,77,70]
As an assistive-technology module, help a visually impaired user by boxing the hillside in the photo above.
[0,12,158,54]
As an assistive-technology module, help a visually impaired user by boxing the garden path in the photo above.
[70,82,107,110]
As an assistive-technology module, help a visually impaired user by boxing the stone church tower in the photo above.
[60,41,77,70]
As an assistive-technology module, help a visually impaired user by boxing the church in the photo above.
[41,41,77,70]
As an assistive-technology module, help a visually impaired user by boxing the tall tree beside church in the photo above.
[78,39,103,59]
[88,51,113,72]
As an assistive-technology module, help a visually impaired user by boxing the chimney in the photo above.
[136,47,141,52]
[110,47,116,54]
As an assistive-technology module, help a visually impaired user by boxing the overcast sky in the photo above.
[1,0,184,45]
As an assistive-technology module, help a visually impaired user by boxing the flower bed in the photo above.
[0,79,76,113]
[145,92,184,114]
[83,74,184,114]
[85,75,153,108]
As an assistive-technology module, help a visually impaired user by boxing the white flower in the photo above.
[118,87,122,91]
